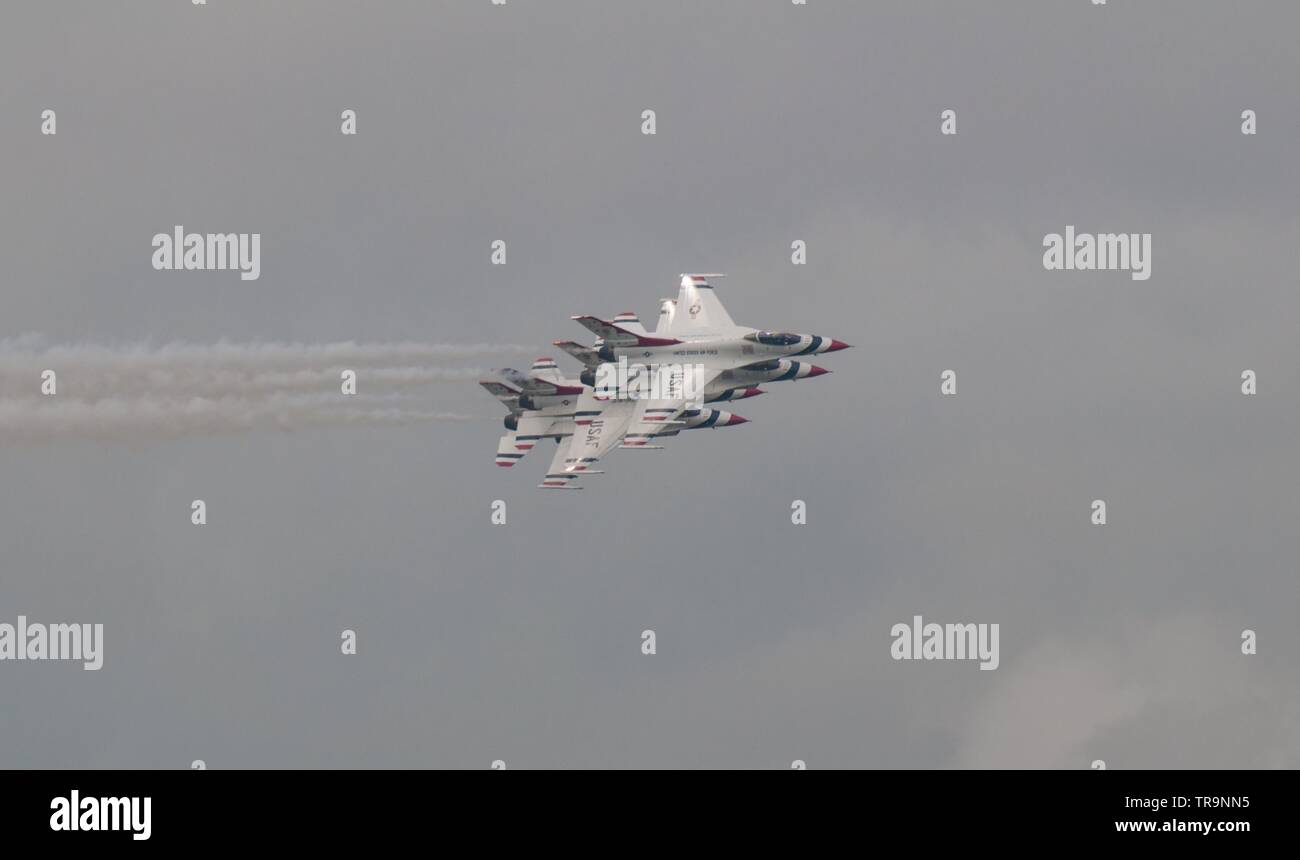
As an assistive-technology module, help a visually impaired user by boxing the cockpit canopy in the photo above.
[745,331,803,347]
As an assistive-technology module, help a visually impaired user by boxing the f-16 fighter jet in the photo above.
[533,274,849,488]
[479,357,585,468]
[482,355,750,486]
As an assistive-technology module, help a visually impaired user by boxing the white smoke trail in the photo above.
[0,335,525,385]
[0,336,515,443]
[0,393,479,444]
[1,365,491,399]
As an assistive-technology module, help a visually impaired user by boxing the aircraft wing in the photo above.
[539,390,637,487]
[540,365,725,482]
[620,399,686,447]
[619,361,728,444]
[537,436,584,489]
[567,392,638,469]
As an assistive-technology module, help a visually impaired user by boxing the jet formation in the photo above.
[480,274,849,488]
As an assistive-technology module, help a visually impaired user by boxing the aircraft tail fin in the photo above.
[495,433,526,467]
[528,357,564,384]
[664,274,737,335]
[656,298,677,333]
[611,312,647,335]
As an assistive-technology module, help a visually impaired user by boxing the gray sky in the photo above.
[1,0,1297,768]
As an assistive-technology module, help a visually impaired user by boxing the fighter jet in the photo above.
[482,355,751,488]
[479,357,584,468]
[533,274,850,488]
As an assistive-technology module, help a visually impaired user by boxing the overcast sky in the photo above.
[2,0,1298,768]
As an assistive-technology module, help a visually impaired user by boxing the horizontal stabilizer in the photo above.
[497,367,584,396]
[553,340,602,367]
[571,315,681,347]
[480,380,521,408]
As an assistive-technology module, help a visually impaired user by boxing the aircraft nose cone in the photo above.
[824,339,852,352]
[726,414,749,425]
[806,365,831,378]
[746,387,765,397]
